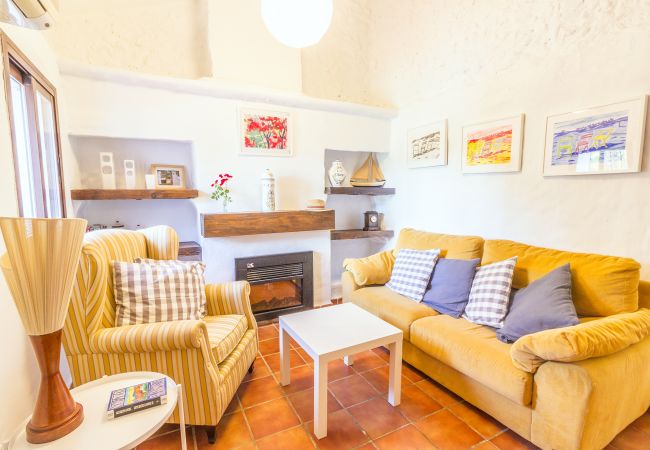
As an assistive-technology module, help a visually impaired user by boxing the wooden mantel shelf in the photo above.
[201,210,335,237]
[331,229,394,240]
[71,189,199,200]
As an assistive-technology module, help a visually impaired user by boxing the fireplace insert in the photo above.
[235,251,313,321]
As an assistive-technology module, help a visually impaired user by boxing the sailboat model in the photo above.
[350,153,386,187]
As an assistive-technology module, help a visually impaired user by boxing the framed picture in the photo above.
[462,115,524,173]
[240,108,292,156]
[150,164,186,189]
[543,97,647,176]
[407,120,448,168]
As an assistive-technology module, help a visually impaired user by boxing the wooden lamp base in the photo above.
[27,330,84,444]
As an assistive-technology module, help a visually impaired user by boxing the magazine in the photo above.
[106,377,168,419]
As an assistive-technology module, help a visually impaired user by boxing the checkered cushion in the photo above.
[113,259,207,326]
[463,257,517,328]
[386,248,440,302]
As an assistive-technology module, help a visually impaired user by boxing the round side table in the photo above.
[7,371,186,450]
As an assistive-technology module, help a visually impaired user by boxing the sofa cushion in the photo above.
[464,257,517,328]
[349,286,437,341]
[343,250,396,286]
[482,240,640,317]
[386,248,439,301]
[204,314,248,364]
[395,228,484,260]
[422,258,480,318]
[410,314,533,406]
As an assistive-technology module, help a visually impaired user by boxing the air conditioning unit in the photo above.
[0,0,55,30]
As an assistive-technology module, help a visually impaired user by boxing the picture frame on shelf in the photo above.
[407,120,448,168]
[239,107,292,157]
[461,114,524,174]
[543,96,647,176]
[150,164,186,189]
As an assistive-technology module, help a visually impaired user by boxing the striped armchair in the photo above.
[62,225,258,439]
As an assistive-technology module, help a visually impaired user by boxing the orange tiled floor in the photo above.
[138,323,650,450]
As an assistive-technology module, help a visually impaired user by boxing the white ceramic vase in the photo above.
[261,169,276,212]
[328,160,347,187]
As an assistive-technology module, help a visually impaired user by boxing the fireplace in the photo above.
[235,251,313,321]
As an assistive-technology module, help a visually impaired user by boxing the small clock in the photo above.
[363,211,380,231]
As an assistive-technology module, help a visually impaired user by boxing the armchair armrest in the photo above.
[511,308,650,373]
[138,225,179,260]
[342,250,395,287]
[205,281,256,330]
[90,319,209,354]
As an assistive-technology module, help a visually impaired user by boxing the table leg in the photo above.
[343,354,354,366]
[279,323,291,386]
[313,358,328,439]
[178,384,187,450]
[387,339,402,406]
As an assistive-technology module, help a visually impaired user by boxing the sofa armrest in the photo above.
[511,309,650,373]
[205,281,256,330]
[342,250,395,287]
[90,319,208,354]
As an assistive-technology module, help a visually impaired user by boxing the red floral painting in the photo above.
[241,110,291,156]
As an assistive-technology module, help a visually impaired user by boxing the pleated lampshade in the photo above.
[0,217,87,335]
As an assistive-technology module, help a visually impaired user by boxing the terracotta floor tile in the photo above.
[415,378,463,406]
[237,375,284,408]
[259,337,280,355]
[374,424,435,450]
[416,409,482,450]
[305,409,368,450]
[277,364,315,394]
[296,347,313,365]
[348,397,409,439]
[223,396,241,415]
[288,388,342,422]
[609,426,650,450]
[490,430,539,450]
[194,411,252,450]
[243,356,271,382]
[328,373,379,407]
[328,358,356,381]
[472,441,500,449]
[256,426,316,450]
[632,411,650,433]
[372,346,391,362]
[401,363,426,382]
[258,325,279,341]
[148,423,180,438]
[138,428,192,450]
[245,397,300,439]
[396,384,443,421]
[350,349,388,373]
[360,365,411,395]
[355,444,378,450]
[449,401,506,439]
[264,349,306,372]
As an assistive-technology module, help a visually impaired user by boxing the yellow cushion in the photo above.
[510,309,650,373]
[349,286,437,341]
[343,250,395,286]
[395,228,484,260]
[483,240,640,317]
[204,314,248,364]
[410,315,533,406]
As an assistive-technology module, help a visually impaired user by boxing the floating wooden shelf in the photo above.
[324,186,395,196]
[202,210,335,238]
[179,241,202,261]
[70,189,199,200]
[330,229,395,240]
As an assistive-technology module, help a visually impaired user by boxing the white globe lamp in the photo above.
[261,0,333,48]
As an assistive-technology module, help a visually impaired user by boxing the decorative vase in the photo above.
[328,160,347,187]
[261,169,276,212]
[222,198,229,213]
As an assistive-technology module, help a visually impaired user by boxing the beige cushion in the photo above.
[348,286,437,341]
[204,314,248,364]
[410,315,533,406]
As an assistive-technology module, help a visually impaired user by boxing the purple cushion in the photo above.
[497,264,579,343]
[422,258,480,318]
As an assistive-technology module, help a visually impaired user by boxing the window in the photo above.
[2,33,65,218]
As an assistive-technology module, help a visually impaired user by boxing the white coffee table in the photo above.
[279,303,403,439]
[6,371,186,450]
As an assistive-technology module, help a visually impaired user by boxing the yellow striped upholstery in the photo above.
[62,226,258,427]
[205,315,248,364]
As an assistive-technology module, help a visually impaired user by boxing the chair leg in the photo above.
[248,361,254,374]
[206,426,217,444]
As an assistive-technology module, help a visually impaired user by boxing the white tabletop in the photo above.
[279,303,402,358]
[8,372,179,450]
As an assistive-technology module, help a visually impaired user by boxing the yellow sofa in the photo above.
[62,226,258,441]
[342,228,650,450]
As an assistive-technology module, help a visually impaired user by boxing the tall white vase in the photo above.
[328,160,347,187]
[261,169,276,212]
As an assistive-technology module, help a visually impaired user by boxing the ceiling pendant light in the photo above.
[261,0,333,49]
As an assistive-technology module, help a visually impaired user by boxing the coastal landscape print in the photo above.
[466,124,513,166]
[407,120,447,168]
